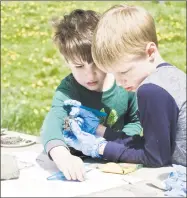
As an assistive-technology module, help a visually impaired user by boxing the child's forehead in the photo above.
[68,58,93,66]
[98,60,135,74]
[67,57,84,65]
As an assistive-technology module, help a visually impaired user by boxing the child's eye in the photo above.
[121,71,128,75]
[75,65,83,68]
[121,69,130,75]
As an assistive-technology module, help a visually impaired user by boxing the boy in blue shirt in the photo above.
[65,4,186,167]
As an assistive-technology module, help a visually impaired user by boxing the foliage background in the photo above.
[1,1,186,135]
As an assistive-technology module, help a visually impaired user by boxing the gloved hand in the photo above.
[64,119,107,158]
[69,107,100,135]
[63,117,84,151]
[63,99,107,118]
[63,100,107,135]
[63,129,82,152]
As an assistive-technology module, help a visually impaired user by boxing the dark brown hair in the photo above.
[52,9,100,64]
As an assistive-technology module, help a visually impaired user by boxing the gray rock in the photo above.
[1,154,20,180]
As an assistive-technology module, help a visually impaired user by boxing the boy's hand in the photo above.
[50,146,85,181]
[69,119,107,158]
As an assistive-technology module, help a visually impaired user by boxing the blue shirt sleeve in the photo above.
[103,84,179,167]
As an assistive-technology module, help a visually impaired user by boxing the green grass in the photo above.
[1,1,186,135]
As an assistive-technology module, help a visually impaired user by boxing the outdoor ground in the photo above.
[1,1,186,135]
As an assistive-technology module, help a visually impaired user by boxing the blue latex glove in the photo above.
[64,119,107,158]
[164,164,186,197]
[63,129,82,152]
[63,99,107,118]
[63,99,81,113]
[70,107,100,135]
[63,117,84,151]
[62,117,84,151]
[64,100,107,135]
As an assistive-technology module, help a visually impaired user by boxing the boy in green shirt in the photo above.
[41,9,141,181]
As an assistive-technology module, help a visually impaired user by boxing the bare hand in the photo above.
[50,146,85,181]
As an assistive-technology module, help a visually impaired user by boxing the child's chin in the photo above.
[87,86,101,92]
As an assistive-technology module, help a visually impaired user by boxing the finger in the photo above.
[76,167,85,182]
[74,117,84,127]
[69,107,80,117]
[62,169,72,181]
[74,161,85,182]
[69,168,77,181]
[69,119,83,137]
[64,99,81,107]
[70,107,93,118]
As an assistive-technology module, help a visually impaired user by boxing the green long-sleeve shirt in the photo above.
[41,74,142,155]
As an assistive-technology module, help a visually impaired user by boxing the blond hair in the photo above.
[92,4,158,70]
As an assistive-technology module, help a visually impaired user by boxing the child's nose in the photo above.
[116,80,122,86]
[85,68,96,78]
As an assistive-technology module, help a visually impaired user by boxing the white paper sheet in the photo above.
[1,151,127,197]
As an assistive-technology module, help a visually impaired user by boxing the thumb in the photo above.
[64,99,81,107]
[74,117,84,127]
[69,107,80,117]
[69,119,83,139]
[63,100,81,114]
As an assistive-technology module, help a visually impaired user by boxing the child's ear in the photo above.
[145,42,157,62]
